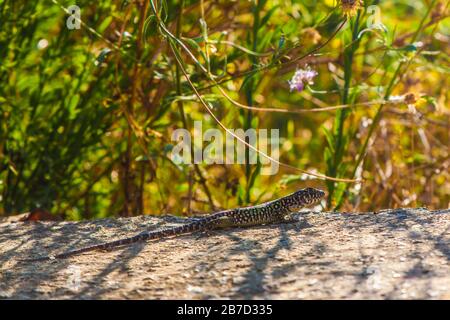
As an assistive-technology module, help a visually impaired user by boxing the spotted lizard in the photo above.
[22,187,325,261]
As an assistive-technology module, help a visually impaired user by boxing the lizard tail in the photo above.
[20,218,214,262]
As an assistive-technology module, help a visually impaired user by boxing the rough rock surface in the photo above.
[0,208,449,299]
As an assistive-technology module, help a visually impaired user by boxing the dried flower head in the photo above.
[341,0,363,17]
[404,93,417,105]
[288,66,318,92]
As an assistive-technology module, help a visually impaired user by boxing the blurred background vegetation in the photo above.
[0,0,449,220]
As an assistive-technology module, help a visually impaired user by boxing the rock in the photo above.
[1,208,448,299]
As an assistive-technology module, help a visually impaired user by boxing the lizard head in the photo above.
[288,187,325,211]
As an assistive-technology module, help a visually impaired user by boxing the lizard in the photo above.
[22,187,325,262]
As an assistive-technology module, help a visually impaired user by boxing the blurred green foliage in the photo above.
[0,0,449,219]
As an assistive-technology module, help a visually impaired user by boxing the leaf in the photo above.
[333,182,348,209]
[97,16,113,34]
[324,147,333,169]
[260,5,279,27]
[248,162,261,191]
[322,126,335,153]
[143,15,157,40]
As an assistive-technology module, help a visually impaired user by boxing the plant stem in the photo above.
[327,14,361,209]
[350,0,438,188]
[175,0,216,211]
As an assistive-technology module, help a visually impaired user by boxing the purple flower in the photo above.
[288,66,318,92]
